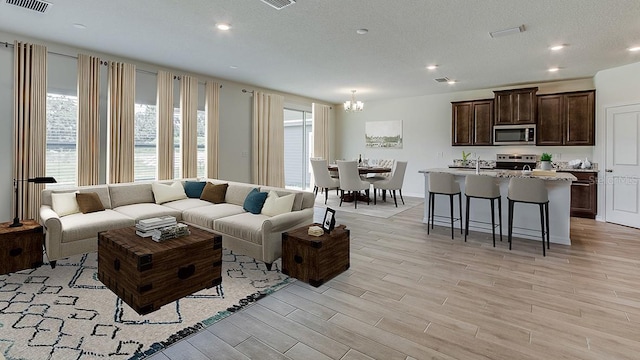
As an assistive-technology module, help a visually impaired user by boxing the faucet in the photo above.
[475,154,480,174]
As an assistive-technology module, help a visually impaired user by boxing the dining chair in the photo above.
[310,159,340,204]
[373,161,407,207]
[336,160,370,209]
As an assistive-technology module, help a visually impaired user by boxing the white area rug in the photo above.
[314,191,423,219]
[0,250,291,360]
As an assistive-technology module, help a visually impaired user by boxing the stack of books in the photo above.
[150,223,190,242]
[135,216,177,237]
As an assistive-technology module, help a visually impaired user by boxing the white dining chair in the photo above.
[310,159,340,204]
[373,161,407,207]
[336,160,370,209]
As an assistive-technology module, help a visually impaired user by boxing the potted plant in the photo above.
[461,151,471,167]
[540,153,553,170]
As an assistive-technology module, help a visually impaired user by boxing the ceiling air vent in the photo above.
[260,0,296,10]
[6,0,51,13]
[434,77,450,83]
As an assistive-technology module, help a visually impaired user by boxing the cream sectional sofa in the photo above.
[39,179,315,270]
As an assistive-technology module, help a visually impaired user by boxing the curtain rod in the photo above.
[242,89,254,94]
[2,40,222,88]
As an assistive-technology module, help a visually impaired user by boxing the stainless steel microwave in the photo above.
[493,124,536,145]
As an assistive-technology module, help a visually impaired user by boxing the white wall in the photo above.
[336,78,596,197]
[594,61,640,220]
[0,30,335,222]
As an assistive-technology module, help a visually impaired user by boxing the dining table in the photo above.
[327,164,392,202]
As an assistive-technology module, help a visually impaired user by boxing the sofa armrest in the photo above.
[40,205,63,260]
[262,208,314,233]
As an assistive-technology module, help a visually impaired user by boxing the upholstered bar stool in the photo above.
[464,174,502,246]
[507,177,550,256]
[427,172,462,239]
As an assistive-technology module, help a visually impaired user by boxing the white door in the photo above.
[605,104,640,228]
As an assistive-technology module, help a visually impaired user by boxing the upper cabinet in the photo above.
[537,90,595,146]
[452,99,493,146]
[494,87,538,125]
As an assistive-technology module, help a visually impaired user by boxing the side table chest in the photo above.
[282,224,350,287]
[0,220,44,275]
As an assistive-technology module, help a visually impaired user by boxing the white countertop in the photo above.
[419,168,577,181]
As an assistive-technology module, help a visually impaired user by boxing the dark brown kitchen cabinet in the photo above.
[494,87,538,125]
[451,99,493,146]
[537,90,595,146]
[560,171,598,219]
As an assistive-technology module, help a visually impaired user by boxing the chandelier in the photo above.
[344,90,364,112]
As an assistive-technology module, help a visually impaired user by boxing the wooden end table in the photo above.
[282,224,350,287]
[0,220,44,275]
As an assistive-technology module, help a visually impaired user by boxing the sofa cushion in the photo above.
[152,181,187,204]
[59,209,135,243]
[182,204,246,228]
[109,183,155,207]
[76,192,105,214]
[261,191,295,217]
[113,203,182,221]
[51,192,80,217]
[259,186,304,211]
[243,188,268,214]
[162,198,211,212]
[224,182,256,206]
[201,182,228,204]
[214,213,268,245]
[184,181,207,198]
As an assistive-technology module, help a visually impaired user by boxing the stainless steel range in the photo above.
[494,154,538,170]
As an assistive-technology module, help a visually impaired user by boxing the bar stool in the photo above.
[464,174,502,246]
[427,172,462,239]
[507,177,550,256]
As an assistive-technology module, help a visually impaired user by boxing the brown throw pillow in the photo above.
[200,182,228,204]
[76,192,106,214]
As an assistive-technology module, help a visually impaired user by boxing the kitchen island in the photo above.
[419,168,577,245]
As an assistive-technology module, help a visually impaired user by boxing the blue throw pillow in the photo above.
[243,188,269,214]
[184,181,207,198]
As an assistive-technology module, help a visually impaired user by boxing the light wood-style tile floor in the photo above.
[150,200,640,360]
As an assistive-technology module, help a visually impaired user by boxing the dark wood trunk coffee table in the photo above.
[97,225,222,315]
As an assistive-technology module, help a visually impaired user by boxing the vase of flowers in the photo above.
[540,153,553,170]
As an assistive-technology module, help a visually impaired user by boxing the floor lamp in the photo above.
[11,176,57,228]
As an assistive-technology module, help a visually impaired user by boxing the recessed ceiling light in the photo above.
[73,23,87,30]
[489,25,525,38]
[548,67,560,72]
[629,46,640,52]
[550,45,565,51]
[356,28,368,35]
[216,23,231,31]
[229,65,238,69]
[447,80,456,85]
[426,65,438,70]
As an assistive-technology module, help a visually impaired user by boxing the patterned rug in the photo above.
[0,250,292,360]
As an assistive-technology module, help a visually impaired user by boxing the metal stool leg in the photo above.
[545,202,550,249]
[508,199,514,250]
[449,194,454,239]
[427,192,432,234]
[490,198,496,247]
[539,203,546,256]
[464,195,470,242]
[498,197,503,242]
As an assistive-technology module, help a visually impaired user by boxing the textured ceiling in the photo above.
[0,0,639,103]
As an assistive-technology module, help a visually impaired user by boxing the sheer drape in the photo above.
[13,41,47,221]
[180,75,198,178]
[205,81,220,179]
[156,71,174,180]
[76,54,101,186]
[252,91,285,187]
[312,103,330,161]
[107,61,136,183]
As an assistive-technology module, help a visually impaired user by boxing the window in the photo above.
[283,108,313,190]
[46,93,78,187]
[173,108,181,178]
[197,110,206,178]
[134,104,157,181]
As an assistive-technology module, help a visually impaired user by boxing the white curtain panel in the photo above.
[156,70,174,180]
[77,54,101,186]
[180,75,198,179]
[252,91,285,187]
[205,81,220,179]
[107,61,136,184]
[13,41,48,221]
[312,103,331,161]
